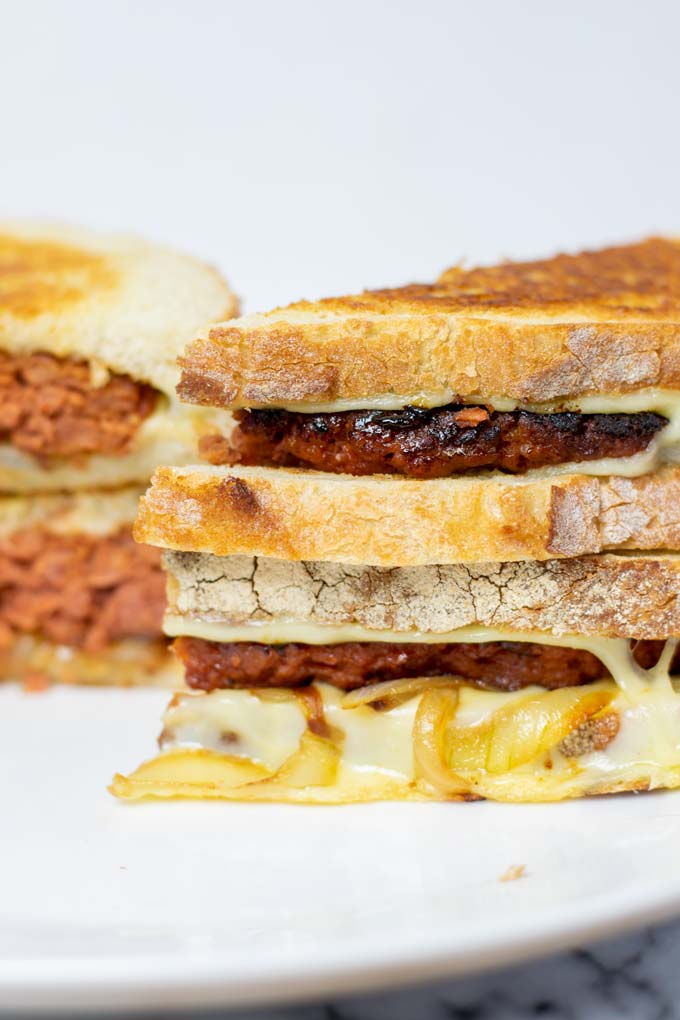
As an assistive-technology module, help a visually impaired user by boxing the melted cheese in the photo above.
[112,668,680,803]
[274,386,680,419]
[123,568,680,803]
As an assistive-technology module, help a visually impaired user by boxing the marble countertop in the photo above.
[209,918,680,1020]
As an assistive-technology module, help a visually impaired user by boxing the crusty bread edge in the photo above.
[134,464,680,566]
[178,316,680,410]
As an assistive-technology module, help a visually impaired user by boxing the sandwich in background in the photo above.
[0,222,237,686]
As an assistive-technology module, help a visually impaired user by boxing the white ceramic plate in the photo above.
[3,683,680,1015]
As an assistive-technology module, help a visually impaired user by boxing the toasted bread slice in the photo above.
[0,221,237,396]
[134,464,680,566]
[164,550,680,642]
[178,238,680,412]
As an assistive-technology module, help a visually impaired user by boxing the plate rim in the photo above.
[3,871,680,1014]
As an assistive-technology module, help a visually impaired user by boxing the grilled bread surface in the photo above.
[178,238,680,411]
[134,463,680,566]
[0,221,238,397]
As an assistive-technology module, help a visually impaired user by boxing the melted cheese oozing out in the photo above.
[116,665,680,802]
[110,635,680,803]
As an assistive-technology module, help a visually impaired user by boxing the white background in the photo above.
[1,0,679,311]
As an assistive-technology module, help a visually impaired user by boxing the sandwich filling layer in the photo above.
[117,551,680,802]
[208,405,667,477]
[2,633,178,689]
[0,351,235,492]
[0,351,157,463]
[111,670,680,803]
[0,525,165,655]
[174,634,674,692]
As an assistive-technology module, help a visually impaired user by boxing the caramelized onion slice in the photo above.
[109,748,271,800]
[412,688,470,797]
[251,731,342,791]
[112,693,345,801]
[447,686,614,776]
[342,675,462,710]
[111,733,342,801]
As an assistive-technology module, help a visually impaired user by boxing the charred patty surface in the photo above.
[201,404,667,477]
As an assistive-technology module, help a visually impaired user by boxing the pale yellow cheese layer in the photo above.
[111,674,680,803]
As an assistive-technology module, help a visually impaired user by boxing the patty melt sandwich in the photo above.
[114,239,680,801]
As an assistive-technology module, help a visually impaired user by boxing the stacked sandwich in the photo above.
[116,238,680,801]
[0,223,236,687]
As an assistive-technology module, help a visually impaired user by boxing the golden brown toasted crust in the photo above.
[436,239,680,310]
[134,464,680,566]
[0,222,238,397]
[178,238,680,411]
[164,551,680,640]
[0,233,116,317]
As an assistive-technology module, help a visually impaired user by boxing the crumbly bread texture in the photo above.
[0,222,238,396]
[177,238,680,411]
[135,464,680,566]
[0,486,143,535]
[164,551,680,641]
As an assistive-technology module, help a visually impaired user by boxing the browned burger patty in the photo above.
[175,636,678,693]
[0,526,165,652]
[201,404,667,478]
[0,351,158,462]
